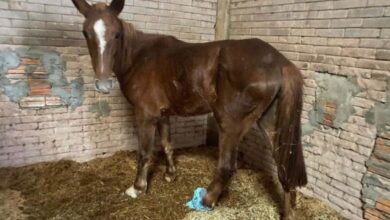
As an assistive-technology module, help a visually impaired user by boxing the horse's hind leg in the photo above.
[202,124,242,208]
[258,101,298,220]
[258,125,297,220]
[157,116,176,182]
[259,122,298,220]
[272,137,299,220]
[281,190,292,220]
[202,112,262,208]
[290,190,297,208]
[280,188,297,220]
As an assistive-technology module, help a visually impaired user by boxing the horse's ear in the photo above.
[72,0,91,17]
[109,0,125,15]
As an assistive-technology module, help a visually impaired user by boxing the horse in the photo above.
[72,0,307,219]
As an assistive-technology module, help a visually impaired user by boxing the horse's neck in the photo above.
[113,21,164,78]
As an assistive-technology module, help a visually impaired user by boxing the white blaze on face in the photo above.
[93,19,107,72]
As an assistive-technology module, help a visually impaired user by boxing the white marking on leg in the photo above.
[93,19,107,73]
[164,175,172,182]
[126,185,140,198]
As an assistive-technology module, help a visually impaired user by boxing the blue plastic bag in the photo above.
[186,187,212,211]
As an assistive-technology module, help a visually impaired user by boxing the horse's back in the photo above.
[168,37,289,89]
[161,38,289,117]
[126,37,293,117]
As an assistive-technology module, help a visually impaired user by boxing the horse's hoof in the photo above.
[282,215,293,220]
[201,193,217,209]
[164,172,176,183]
[281,211,295,220]
[125,185,142,198]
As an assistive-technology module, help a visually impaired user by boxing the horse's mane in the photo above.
[120,19,136,49]
[113,19,176,81]
[114,19,177,79]
[112,20,137,78]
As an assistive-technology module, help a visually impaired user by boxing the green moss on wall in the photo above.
[89,101,112,118]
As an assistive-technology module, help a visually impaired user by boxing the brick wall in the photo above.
[3,1,390,219]
[0,0,218,167]
[0,0,216,46]
[230,1,390,220]
[362,135,390,220]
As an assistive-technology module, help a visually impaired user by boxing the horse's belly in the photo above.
[169,95,212,116]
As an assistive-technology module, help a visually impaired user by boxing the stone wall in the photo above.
[230,1,390,220]
[0,0,218,167]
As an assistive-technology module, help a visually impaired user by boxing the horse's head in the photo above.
[72,0,125,93]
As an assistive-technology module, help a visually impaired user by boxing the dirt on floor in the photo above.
[0,146,345,220]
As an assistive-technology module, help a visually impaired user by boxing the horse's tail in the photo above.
[274,63,307,190]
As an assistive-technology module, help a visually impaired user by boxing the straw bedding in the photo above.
[0,146,345,220]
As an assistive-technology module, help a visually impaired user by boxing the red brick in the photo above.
[365,208,386,220]
[28,79,50,87]
[368,166,390,179]
[326,102,337,109]
[7,65,26,74]
[20,58,41,65]
[377,198,390,215]
[376,144,390,154]
[322,118,333,126]
[29,88,52,96]
[325,106,337,114]
[365,211,384,220]
[323,113,334,121]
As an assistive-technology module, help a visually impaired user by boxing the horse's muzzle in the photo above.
[95,79,113,94]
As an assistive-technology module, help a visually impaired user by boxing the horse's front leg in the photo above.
[157,116,176,182]
[126,116,157,199]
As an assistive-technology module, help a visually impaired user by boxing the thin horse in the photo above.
[72,0,307,219]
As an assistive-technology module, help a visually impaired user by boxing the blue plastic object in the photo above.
[186,187,212,211]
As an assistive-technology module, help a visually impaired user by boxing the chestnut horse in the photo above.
[72,0,307,219]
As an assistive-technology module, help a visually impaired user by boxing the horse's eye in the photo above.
[82,30,88,38]
[115,32,121,39]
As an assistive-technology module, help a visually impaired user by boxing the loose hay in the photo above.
[0,146,345,220]
[0,189,27,220]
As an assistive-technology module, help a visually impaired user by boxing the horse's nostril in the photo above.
[95,80,101,90]
[95,79,113,93]
[95,80,100,90]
